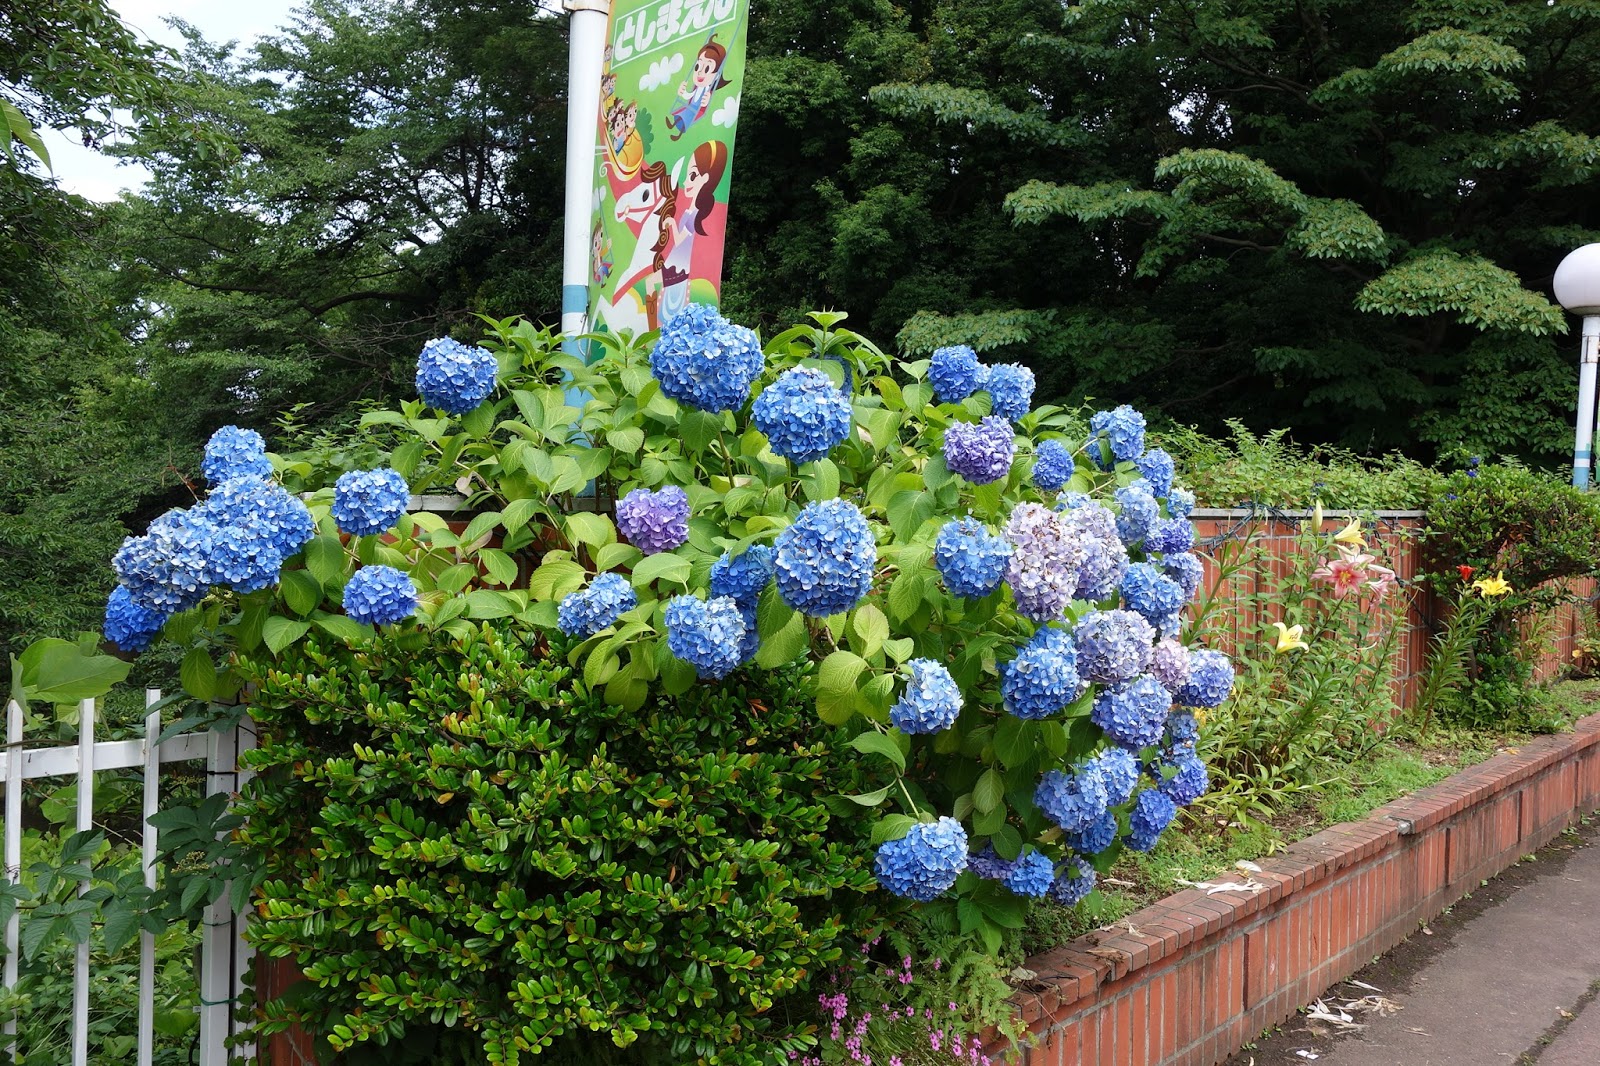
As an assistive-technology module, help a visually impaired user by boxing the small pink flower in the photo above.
[1311,554,1372,598]
[1367,565,1398,598]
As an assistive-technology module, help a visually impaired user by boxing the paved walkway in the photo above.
[1232,819,1600,1065]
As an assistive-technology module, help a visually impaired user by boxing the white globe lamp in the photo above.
[1556,244,1600,488]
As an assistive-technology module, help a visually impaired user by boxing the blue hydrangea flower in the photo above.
[664,594,746,680]
[967,846,1013,881]
[1150,639,1192,692]
[1161,752,1210,806]
[751,366,853,464]
[929,345,986,404]
[890,659,963,734]
[985,363,1035,423]
[343,566,418,626]
[1089,747,1141,807]
[709,544,776,604]
[103,586,168,653]
[873,817,969,901]
[416,337,497,415]
[944,416,1016,484]
[1032,440,1076,491]
[205,477,316,563]
[1002,626,1085,719]
[1175,649,1234,708]
[201,426,271,484]
[1091,674,1174,750]
[1168,486,1196,519]
[205,519,283,594]
[1049,857,1098,905]
[648,303,764,413]
[616,485,690,556]
[1134,448,1176,498]
[1074,609,1155,684]
[736,600,760,665]
[557,572,638,637]
[1035,765,1109,834]
[1146,518,1196,556]
[1068,811,1118,856]
[934,517,1011,598]
[1165,710,1200,748]
[1089,405,1147,467]
[1058,492,1093,511]
[1114,484,1160,546]
[331,468,410,537]
[113,508,222,613]
[1065,502,1129,602]
[1127,789,1177,851]
[1004,503,1086,623]
[773,499,876,617]
[1119,563,1185,636]
[1001,850,1056,898]
[1163,552,1204,601]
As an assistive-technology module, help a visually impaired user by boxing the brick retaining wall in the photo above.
[994,710,1600,1065]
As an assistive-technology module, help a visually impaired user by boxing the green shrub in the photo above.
[236,622,878,1065]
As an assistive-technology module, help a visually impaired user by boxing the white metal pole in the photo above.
[138,690,160,1066]
[3,699,22,1054]
[229,719,256,1058]
[197,726,229,1065]
[560,0,611,359]
[72,698,95,1066]
[1579,315,1600,488]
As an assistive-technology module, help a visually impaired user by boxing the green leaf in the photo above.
[802,458,841,502]
[972,802,1006,836]
[755,609,809,668]
[848,729,905,772]
[305,535,348,587]
[310,611,375,643]
[631,552,692,588]
[678,408,724,454]
[478,548,519,587]
[594,542,642,572]
[502,498,542,535]
[870,814,917,845]
[179,647,217,701]
[845,786,892,806]
[565,512,616,549]
[658,648,698,695]
[262,617,310,656]
[279,569,322,617]
[461,510,502,545]
[16,639,130,705]
[528,557,587,601]
[607,425,645,453]
[817,651,870,725]
[973,768,1004,814]
[464,589,516,618]
[993,716,1035,768]
[101,900,141,954]
[883,637,915,664]
[887,570,927,623]
[849,604,890,660]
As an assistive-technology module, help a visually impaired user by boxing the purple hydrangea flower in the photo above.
[416,337,497,415]
[616,485,690,555]
[873,817,968,901]
[985,363,1035,423]
[342,566,418,626]
[1068,811,1118,856]
[710,544,776,604]
[1114,484,1160,546]
[1127,789,1177,851]
[648,304,764,413]
[944,416,1016,485]
[1032,439,1076,491]
[1163,552,1205,601]
[1036,765,1109,834]
[1119,562,1185,636]
[664,594,746,680]
[331,468,410,537]
[557,572,638,637]
[890,659,963,734]
[1004,503,1086,623]
[967,846,1013,881]
[929,345,986,404]
[1074,609,1155,684]
[1001,850,1056,898]
[1150,638,1192,691]
[1002,626,1085,719]
[1089,405,1147,467]
[934,516,1012,599]
[201,426,271,485]
[1175,649,1234,708]
[1146,518,1196,556]
[1089,747,1141,806]
[103,586,169,653]
[773,498,876,617]
[1134,448,1176,497]
[1065,501,1129,602]
[1091,674,1174,750]
[1049,857,1098,905]
[751,366,853,464]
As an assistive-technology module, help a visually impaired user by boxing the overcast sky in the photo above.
[48,0,299,200]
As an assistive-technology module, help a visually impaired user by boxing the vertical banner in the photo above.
[587,0,749,337]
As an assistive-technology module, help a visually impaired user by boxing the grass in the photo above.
[1019,679,1600,957]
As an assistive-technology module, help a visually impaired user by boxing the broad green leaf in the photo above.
[16,639,130,705]
[850,604,890,659]
[528,557,587,601]
[179,647,217,701]
[755,609,809,668]
[973,768,1004,814]
[848,729,905,772]
[305,535,348,587]
[310,612,375,644]
[262,617,310,656]
[630,552,692,588]
[845,786,892,806]
[478,548,519,587]
[817,651,869,724]
[564,512,616,549]
[461,510,502,545]
[279,569,322,617]
[870,814,917,845]
[464,589,516,618]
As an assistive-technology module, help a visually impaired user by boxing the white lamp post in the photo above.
[1555,244,1600,488]
[561,0,611,359]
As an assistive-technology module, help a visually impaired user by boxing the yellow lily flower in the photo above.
[1271,621,1310,653]
[1472,571,1512,597]
[1332,517,1365,550]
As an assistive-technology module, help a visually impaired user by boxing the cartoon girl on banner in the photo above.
[666,34,732,141]
[659,140,729,325]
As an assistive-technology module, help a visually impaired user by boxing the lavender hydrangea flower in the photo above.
[1001,850,1056,898]
[1068,811,1118,856]
[967,846,1013,881]
[331,468,410,537]
[1161,752,1210,807]
[873,817,968,901]
[944,416,1016,484]
[890,659,963,734]
[985,363,1035,422]
[1004,503,1086,623]
[1163,552,1205,601]
[103,586,168,653]
[709,544,776,604]
[1032,439,1076,491]
[1089,405,1147,467]
[1089,747,1141,806]
[1065,501,1129,602]
[1049,857,1098,905]
[1035,765,1109,834]
[1091,674,1174,750]
[1146,518,1196,556]
[201,426,271,484]
[1074,609,1155,684]
[113,508,222,613]
[1168,486,1196,519]
[416,337,497,415]
[648,303,764,413]
[1165,710,1200,748]
[1119,562,1185,635]
[557,572,638,637]
[929,345,986,404]
[342,566,418,626]
[1127,789,1177,851]
[751,366,853,464]
[1134,448,1176,497]
[1002,626,1085,719]
[664,594,746,680]
[1175,649,1234,708]
[934,516,1011,598]
[1150,638,1192,691]
[774,498,876,617]
[1114,484,1159,546]
[616,485,690,555]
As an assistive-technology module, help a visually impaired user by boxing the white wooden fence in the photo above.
[2,691,256,1066]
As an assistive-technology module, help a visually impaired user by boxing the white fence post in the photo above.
[139,690,160,1066]
[72,697,95,1066]
[3,698,22,1055]
[197,719,239,1065]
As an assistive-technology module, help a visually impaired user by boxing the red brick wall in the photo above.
[995,713,1600,1065]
